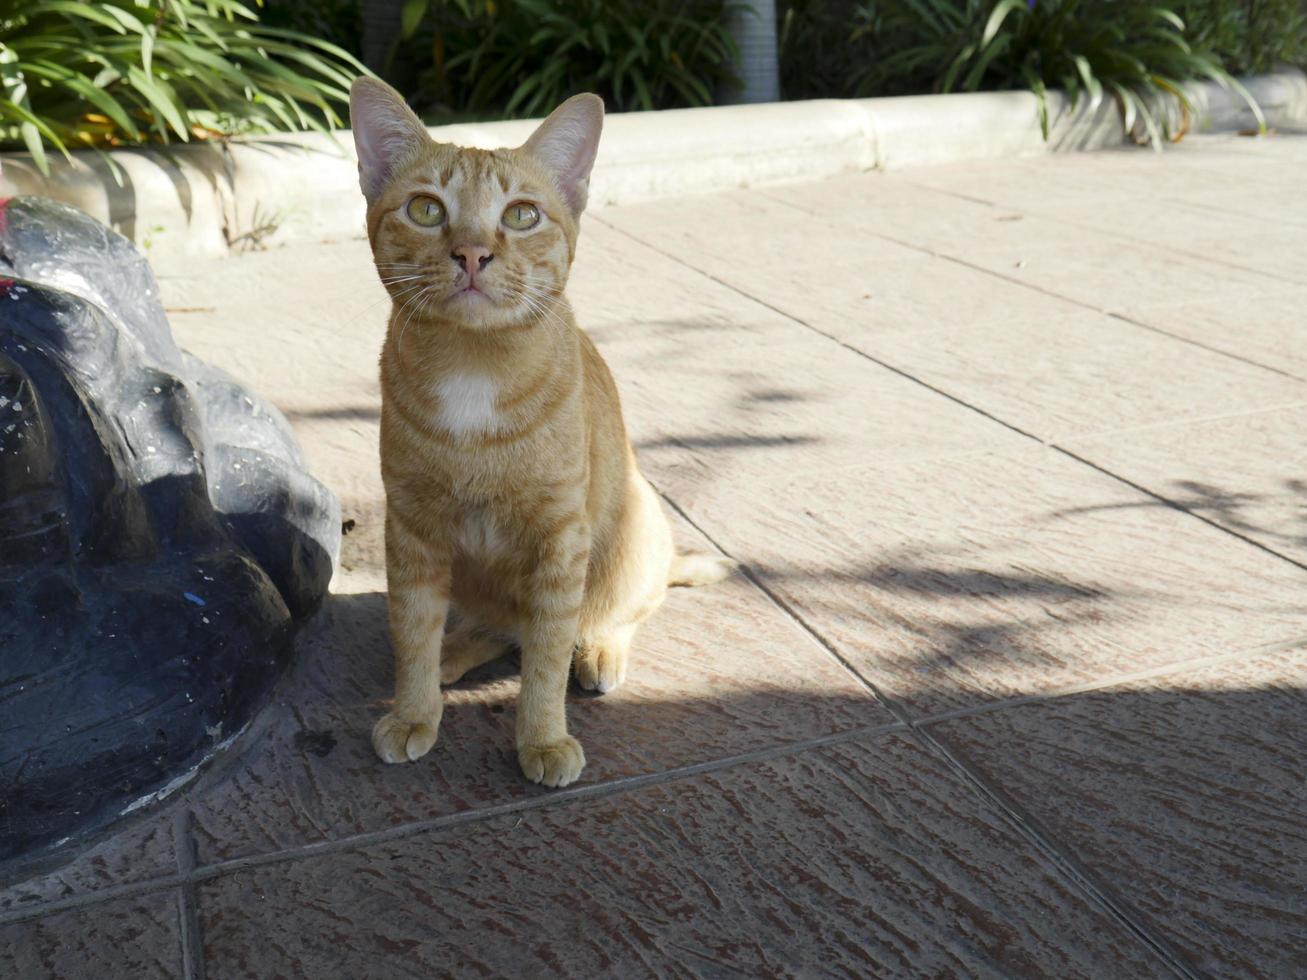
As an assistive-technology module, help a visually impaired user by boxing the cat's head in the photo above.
[349,77,602,334]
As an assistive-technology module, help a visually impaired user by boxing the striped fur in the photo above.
[351,79,732,787]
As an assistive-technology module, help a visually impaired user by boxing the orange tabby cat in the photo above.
[350,78,732,787]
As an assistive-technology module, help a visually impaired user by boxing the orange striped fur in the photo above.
[350,79,732,787]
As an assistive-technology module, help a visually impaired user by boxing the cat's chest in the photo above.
[430,372,503,438]
[454,508,509,562]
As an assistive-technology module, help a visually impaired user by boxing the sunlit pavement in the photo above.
[4,131,1306,978]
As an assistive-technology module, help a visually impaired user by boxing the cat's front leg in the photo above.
[373,505,452,764]
[516,521,591,787]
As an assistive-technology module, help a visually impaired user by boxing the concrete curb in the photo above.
[2,69,1302,257]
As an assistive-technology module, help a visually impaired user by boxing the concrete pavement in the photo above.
[3,131,1306,978]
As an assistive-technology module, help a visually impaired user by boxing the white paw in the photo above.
[518,736,586,787]
[372,711,440,763]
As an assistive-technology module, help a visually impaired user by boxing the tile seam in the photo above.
[0,721,907,925]
[657,489,1207,980]
[753,185,1307,384]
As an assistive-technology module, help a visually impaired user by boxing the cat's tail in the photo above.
[668,552,737,588]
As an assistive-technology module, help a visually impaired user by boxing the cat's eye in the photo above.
[406,195,446,228]
[502,202,540,231]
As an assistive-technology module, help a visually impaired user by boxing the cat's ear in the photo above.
[522,94,604,217]
[350,77,430,201]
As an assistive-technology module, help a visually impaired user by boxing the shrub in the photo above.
[777,0,873,100]
[258,0,365,60]
[779,0,1287,143]
[397,0,740,118]
[0,0,368,173]
[1179,0,1307,75]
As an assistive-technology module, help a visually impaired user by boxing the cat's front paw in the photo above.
[518,736,586,788]
[372,711,441,764]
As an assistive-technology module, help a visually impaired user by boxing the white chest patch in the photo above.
[434,373,499,437]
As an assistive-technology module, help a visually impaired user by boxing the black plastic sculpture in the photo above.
[0,197,339,866]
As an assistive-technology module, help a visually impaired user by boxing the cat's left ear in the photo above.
[522,94,604,217]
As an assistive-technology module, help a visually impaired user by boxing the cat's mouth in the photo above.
[448,283,490,303]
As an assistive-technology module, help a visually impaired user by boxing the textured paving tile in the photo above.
[1064,405,1307,566]
[760,173,1080,256]
[196,733,1168,979]
[838,307,1307,441]
[597,189,1077,337]
[0,811,175,914]
[160,238,386,417]
[186,515,893,863]
[904,136,1307,229]
[955,233,1277,310]
[607,330,1030,494]
[670,445,1307,715]
[902,150,1229,211]
[1018,196,1307,280]
[571,219,807,350]
[931,647,1307,979]
[1120,285,1307,381]
[0,889,183,979]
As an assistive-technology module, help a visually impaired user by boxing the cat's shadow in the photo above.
[300,589,605,706]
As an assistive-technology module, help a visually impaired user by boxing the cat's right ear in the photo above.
[350,77,430,202]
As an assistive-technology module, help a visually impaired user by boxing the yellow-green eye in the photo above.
[406,195,445,227]
[502,202,540,231]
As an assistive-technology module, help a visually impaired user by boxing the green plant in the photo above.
[1179,0,1307,75]
[0,0,369,174]
[851,0,1264,145]
[258,0,364,60]
[397,0,740,117]
[778,0,871,100]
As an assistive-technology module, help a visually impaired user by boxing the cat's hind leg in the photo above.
[440,621,513,685]
[573,621,639,694]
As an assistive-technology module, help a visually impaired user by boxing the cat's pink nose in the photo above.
[451,244,493,273]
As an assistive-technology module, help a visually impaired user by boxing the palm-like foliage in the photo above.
[0,0,368,173]
[1178,0,1307,75]
[399,0,740,117]
[864,0,1264,143]
[782,0,1268,145]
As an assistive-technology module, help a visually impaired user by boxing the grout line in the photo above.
[756,185,1307,384]
[656,489,907,715]
[1053,397,1307,445]
[665,476,1307,730]
[1051,444,1307,574]
[912,726,1202,980]
[657,489,1204,980]
[0,873,188,928]
[594,210,1307,580]
[1104,311,1307,384]
[0,721,907,926]
[896,178,1307,292]
[590,216,1048,448]
[189,718,905,879]
[173,809,206,980]
[598,205,1290,977]
[913,636,1307,726]
[1160,194,1307,233]
[951,244,1307,382]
